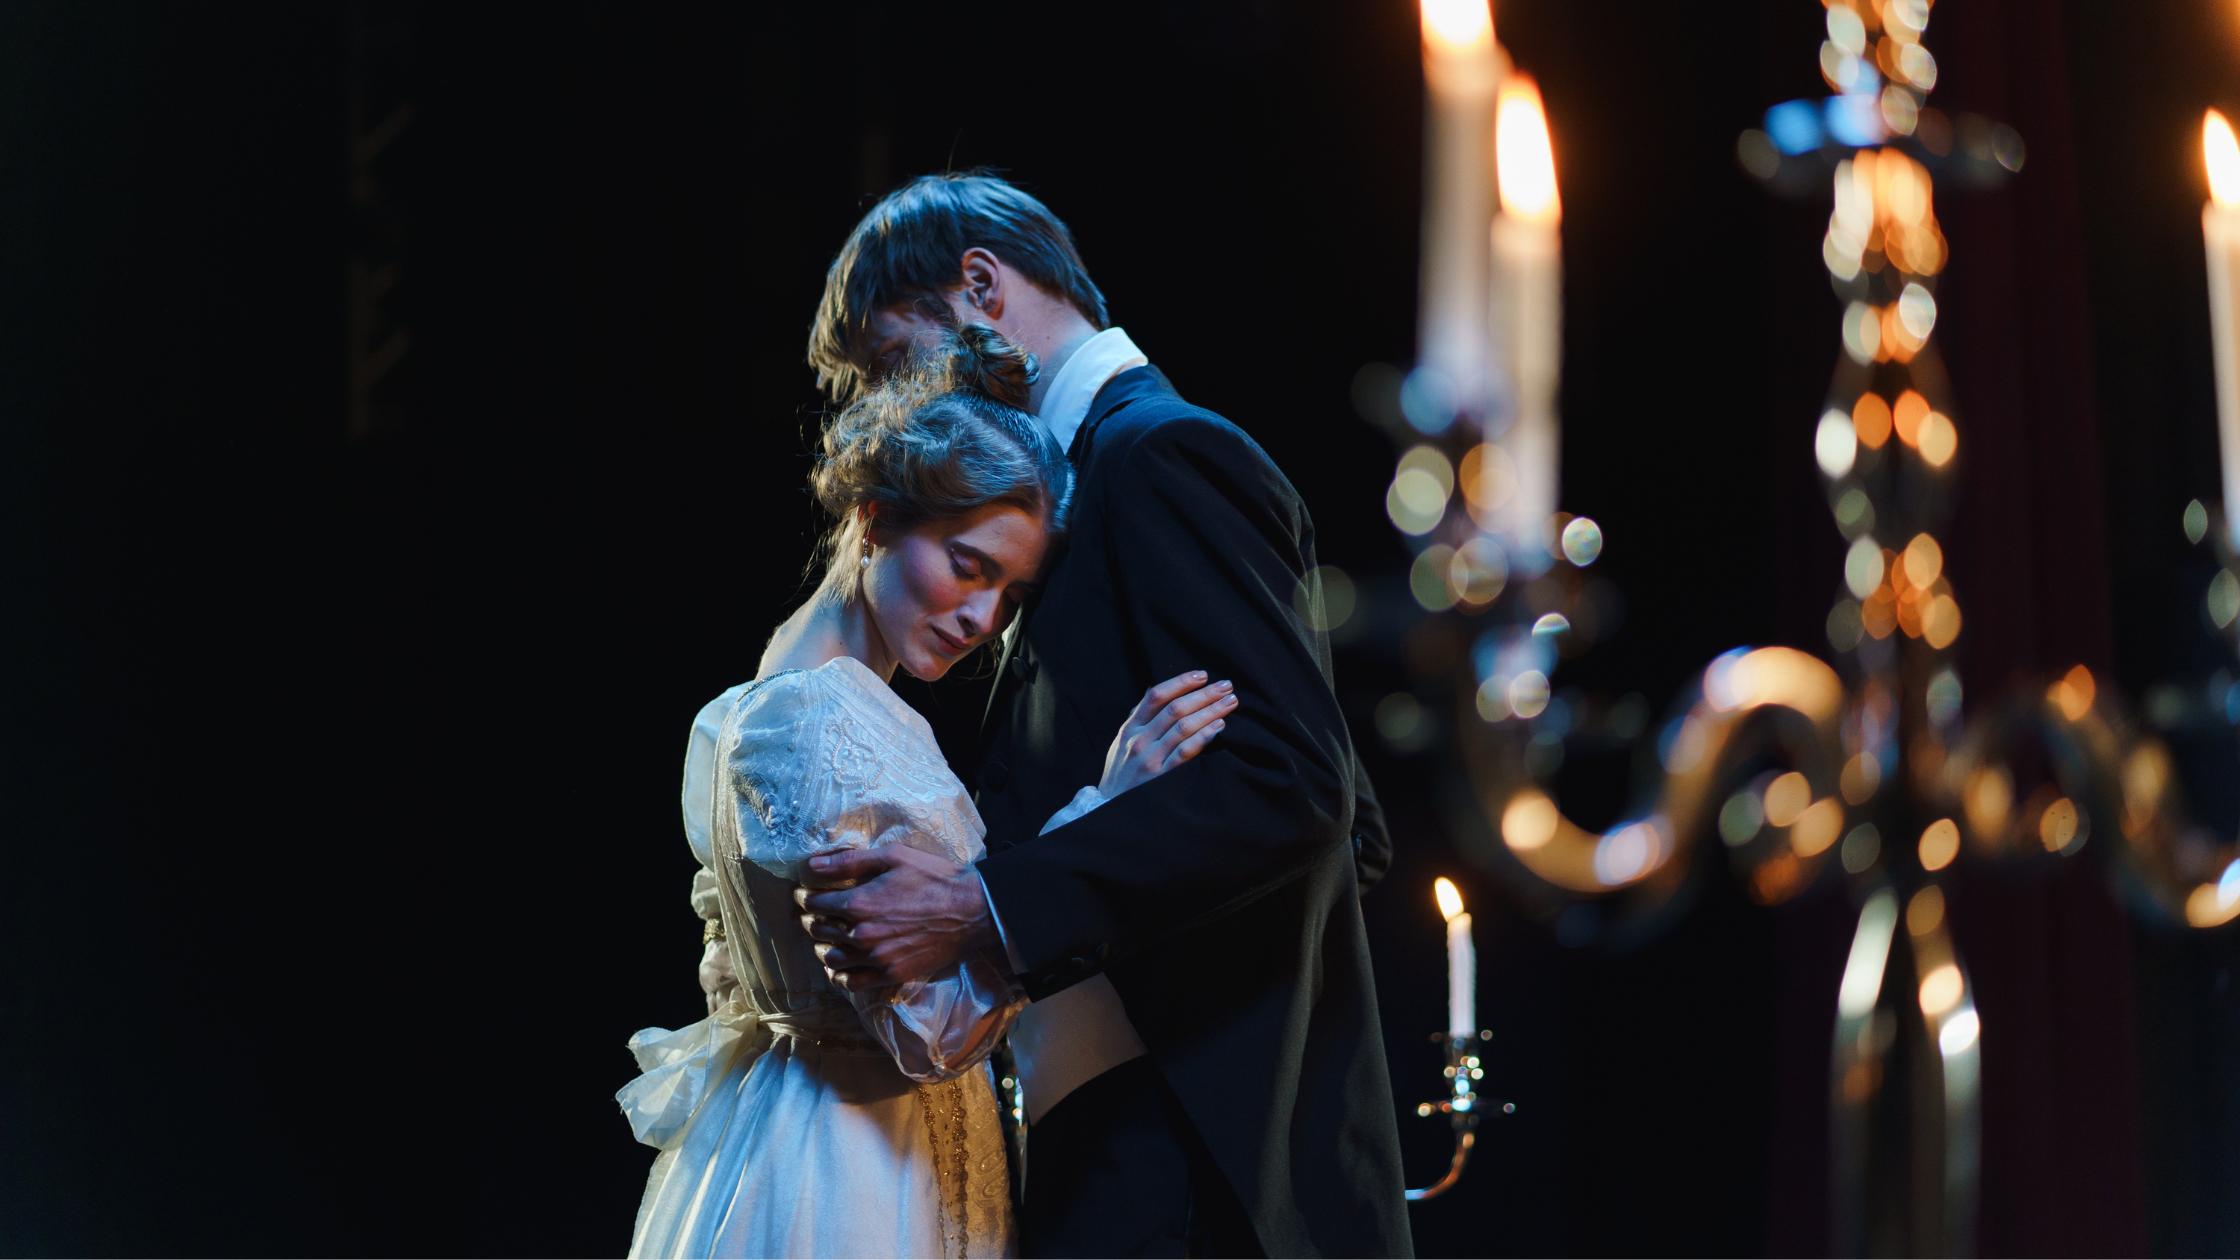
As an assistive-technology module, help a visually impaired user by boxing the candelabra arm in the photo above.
[1405,1032,1515,1203]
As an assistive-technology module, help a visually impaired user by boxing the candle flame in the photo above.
[1434,876,1466,922]
[1497,77,1561,223]
[1420,0,1493,54]
[2207,109,2240,207]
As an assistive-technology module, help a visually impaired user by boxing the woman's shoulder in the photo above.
[723,657,978,873]
[728,657,935,760]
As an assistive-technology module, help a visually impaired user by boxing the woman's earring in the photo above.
[860,538,873,567]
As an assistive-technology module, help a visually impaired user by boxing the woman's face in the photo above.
[863,502,1051,681]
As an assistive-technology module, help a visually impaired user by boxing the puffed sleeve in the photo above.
[728,668,1024,1082]
[615,687,764,1151]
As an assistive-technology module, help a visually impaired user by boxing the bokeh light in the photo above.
[1897,282,1937,341]
[1719,791,1765,846]
[1840,751,1882,804]
[2049,664,2096,721]
[1840,822,1882,874]
[2038,796,2083,853]
[1963,765,2013,842]
[1907,884,1946,936]
[1915,409,1957,466]
[1374,692,1429,750]
[1293,565,1358,633]
[1901,533,1944,587]
[1892,389,1929,446]
[1448,536,1509,607]
[2210,570,2240,629]
[1501,789,1559,851]
[1764,771,1811,828]
[1792,797,1844,857]
[1411,544,1460,611]
[1827,598,1865,651]
[1922,592,1961,648]
[1852,393,1893,449]
[1559,515,1604,566]
[1508,670,1552,720]
[1939,1007,1981,1056]
[1844,537,1886,599]
[1835,487,1875,537]
[1926,667,1963,727]
[1816,408,1859,478]
[1593,820,1665,887]
[1387,444,1455,537]
[1919,817,1961,871]
[1918,962,1964,1017]
[1842,301,1882,363]
[1826,4,1866,56]
[1458,442,1518,526]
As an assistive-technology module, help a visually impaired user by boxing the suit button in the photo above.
[983,762,1009,790]
[1011,653,1038,683]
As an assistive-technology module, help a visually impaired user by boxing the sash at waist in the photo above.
[759,998,883,1051]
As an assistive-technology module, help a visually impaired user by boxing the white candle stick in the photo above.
[1418,0,1501,418]
[1491,76,1562,562]
[1435,877,1477,1036]
[2203,109,2240,547]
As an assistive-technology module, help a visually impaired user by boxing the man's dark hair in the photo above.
[808,171,1110,402]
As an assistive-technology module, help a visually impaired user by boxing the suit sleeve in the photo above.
[976,417,1357,981]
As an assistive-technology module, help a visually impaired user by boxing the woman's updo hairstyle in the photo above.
[810,322,1073,594]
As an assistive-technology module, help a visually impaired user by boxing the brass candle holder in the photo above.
[1404,1030,1513,1203]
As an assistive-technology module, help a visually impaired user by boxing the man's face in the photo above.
[860,297,971,388]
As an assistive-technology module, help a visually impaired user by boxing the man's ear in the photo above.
[958,247,1005,321]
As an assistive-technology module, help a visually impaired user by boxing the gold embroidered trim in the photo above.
[915,1078,973,1257]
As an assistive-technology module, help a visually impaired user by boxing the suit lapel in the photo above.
[977,365,1172,740]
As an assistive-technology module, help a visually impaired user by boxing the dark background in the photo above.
[8,0,2240,1253]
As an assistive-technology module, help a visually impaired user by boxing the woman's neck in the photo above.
[759,582,898,682]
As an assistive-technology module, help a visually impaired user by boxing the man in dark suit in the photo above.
[798,172,1410,1258]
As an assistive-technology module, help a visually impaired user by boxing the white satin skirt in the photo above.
[626,1032,1013,1258]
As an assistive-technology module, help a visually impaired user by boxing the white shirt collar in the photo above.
[1035,327,1149,454]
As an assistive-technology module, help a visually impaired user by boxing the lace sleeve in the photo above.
[723,664,1024,1081]
[725,668,986,874]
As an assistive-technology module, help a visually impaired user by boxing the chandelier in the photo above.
[1375,0,2240,1247]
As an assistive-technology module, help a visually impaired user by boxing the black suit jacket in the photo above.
[976,366,1413,1258]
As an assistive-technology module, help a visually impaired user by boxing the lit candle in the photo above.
[1417,0,1501,418]
[1491,75,1562,561]
[2203,109,2240,547]
[1434,877,1476,1036]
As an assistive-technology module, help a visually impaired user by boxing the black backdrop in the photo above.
[8,1,2240,1254]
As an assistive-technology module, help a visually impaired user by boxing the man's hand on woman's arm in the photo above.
[798,669,1233,990]
[796,846,1000,992]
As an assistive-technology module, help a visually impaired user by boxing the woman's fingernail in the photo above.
[1217,679,1233,691]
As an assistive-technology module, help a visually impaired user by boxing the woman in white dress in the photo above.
[615,326,1240,1259]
